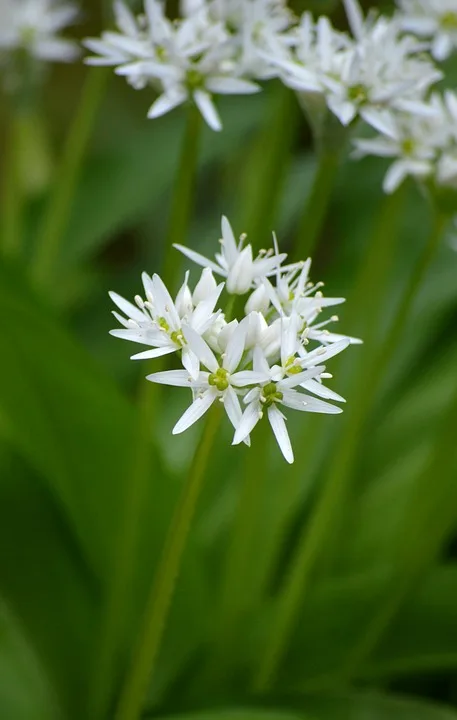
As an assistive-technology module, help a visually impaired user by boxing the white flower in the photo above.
[174,216,291,295]
[396,0,457,61]
[109,270,223,379]
[269,0,441,134]
[147,322,267,437]
[233,346,342,464]
[0,0,79,64]
[84,0,260,131]
[109,214,357,463]
[353,91,457,192]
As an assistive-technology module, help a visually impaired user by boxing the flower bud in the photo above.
[175,277,193,318]
[242,312,268,350]
[226,245,254,295]
[245,284,270,315]
[193,267,218,305]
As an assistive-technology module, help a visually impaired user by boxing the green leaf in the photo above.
[301,692,457,720]
[366,564,457,678]
[0,449,96,718]
[0,597,62,720]
[0,260,136,580]
[153,711,308,720]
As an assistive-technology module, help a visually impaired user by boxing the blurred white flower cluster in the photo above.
[267,0,441,132]
[0,0,79,66]
[109,216,359,463]
[396,0,457,61]
[354,91,457,193]
[84,0,293,131]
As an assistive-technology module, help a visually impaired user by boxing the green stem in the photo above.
[372,210,449,384]
[88,380,159,719]
[216,421,270,654]
[32,69,108,287]
[2,111,25,257]
[293,147,341,262]
[161,104,201,290]
[237,84,299,247]
[252,189,408,694]
[115,407,221,720]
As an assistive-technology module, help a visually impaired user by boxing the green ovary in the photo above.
[442,12,457,30]
[348,84,368,105]
[208,367,230,391]
[186,69,204,89]
[261,382,284,408]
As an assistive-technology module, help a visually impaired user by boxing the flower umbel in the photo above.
[110,216,358,463]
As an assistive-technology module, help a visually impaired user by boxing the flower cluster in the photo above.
[266,0,441,133]
[109,216,359,464]
[396,0,457,61]
[353,91,457,193]
[0,0,79,67]
[84,0,293,131]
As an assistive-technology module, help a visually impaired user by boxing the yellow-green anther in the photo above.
[158,317,170,332]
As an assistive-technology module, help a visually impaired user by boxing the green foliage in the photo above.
[1,2,457,718]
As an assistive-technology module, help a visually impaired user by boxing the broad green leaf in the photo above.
[0,260,136,579]
[301,692,457,720]
[0,449,96,718]
[153,711,308,720]
[0,597,61,720]
[366,564,457,678]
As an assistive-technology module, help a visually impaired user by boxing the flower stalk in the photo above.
[114,406,221,720]
[33,69,108,288]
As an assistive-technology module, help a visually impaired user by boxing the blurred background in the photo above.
[1,1,457,719]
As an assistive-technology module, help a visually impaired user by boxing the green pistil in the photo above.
[401,138,415,155]
[261,382,284,408]
[186,69,204,90]
[348,84,368,105]
[442,12,457,30]
[171,330,184,347]
[285,356,302,375]
[208,367,230,392]
[158,317,170,332]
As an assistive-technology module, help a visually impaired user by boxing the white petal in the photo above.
[268,405,293,464]
[131,347,176,360]
[280,366,325,388]
[173,244,224,275]
[109,291,147,323]
[193,90,222,131]
[182,325,218,372]
[253,345,271,375]
[233,401,262,445]
[206,76,261,95]
[383,160,410,194]
[301,379,346,403]
[146,370,194,386]
[223,322,246,373]
[173,390,217,434]
[221,216,238,266]
[230,371,269,387]
[182,347,200,380]
[152,274,181,329]
[148,91,187,119]
[114,1,138,36]
[191,284,224,332]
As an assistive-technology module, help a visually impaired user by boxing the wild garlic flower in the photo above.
[353,91,457,193]
[0,0,79,66]
[174,216,292,295]
[269,0,441,134]
[396,0,457,61]
[84,0,262,131]
[110,216,357,463]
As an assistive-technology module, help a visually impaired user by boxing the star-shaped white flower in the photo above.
[174,216,291,295]
[109,270,223,379]
[147,322,267,437]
